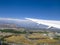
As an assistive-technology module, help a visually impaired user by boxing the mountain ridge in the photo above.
[0,18,60,32]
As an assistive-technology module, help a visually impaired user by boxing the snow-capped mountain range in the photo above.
[0,18,48,29]
[0,18,60,32]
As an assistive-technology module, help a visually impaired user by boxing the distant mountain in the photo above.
[0,19,48,29]
[0,18,60,32]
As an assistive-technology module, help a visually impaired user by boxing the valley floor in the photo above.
[0,29,60,45]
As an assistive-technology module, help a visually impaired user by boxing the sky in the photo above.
[0,0,60,20]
